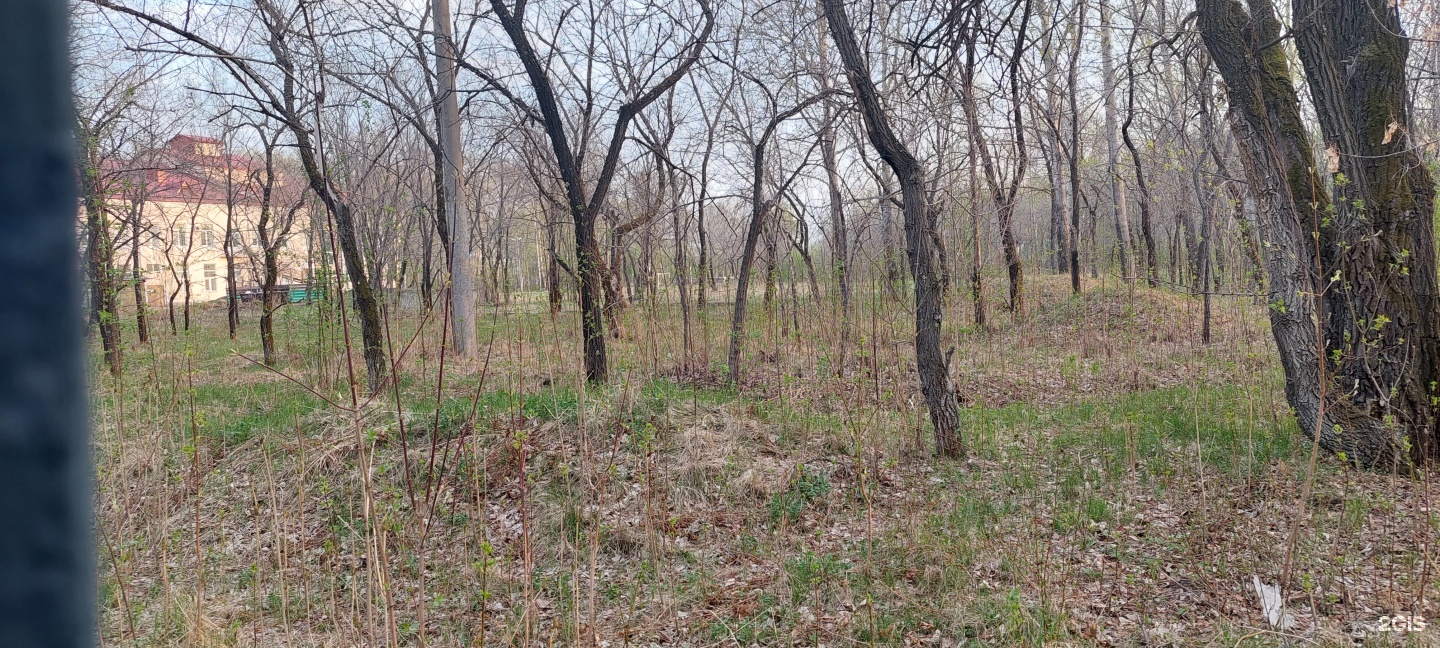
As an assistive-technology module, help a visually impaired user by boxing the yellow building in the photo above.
[105,135,312,307]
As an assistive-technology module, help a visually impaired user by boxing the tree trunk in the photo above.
[728,143,772,384]
[1177,200,1199,290]
[433,0,477,358]
[1293,0,1440,466]
[968,127,986,327]
[1039,4,1071,276]
[877,172,902,297]
[224,184,239,341]
[489,0,711,382]
[1043,130,1070,275]
[672,168,692,368]
[84,195,121,376]
[1191,165,1214,343]
[545,209,562,315]
[961,17,1030,317]
[1199,0,1440,468]
[1101,0,1135,284]
[420,215,435,311]
[823,0,964,457]
[261,251,281,366]
[817,18,851,375]
[130,200,149,343]
[1122,76,1159,286]
[1067,0,1087,294]
[762,211,778,314]
[262,8,389,392]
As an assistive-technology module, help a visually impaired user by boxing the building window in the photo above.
[199,224,217,247]
[146,263,163,273]
[175,227,188,247]
[204,264,218,291]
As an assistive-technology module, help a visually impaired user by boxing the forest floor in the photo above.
[93,275,1438,647]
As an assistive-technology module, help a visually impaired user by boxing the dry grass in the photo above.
[92,275,1437,646]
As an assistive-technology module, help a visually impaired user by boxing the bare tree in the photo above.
[822,0,964,457]
[91,0,393,392]
[476,0,714,383]
[722,52,833,384]
[248,125,305,366]
[959,0,1032,315]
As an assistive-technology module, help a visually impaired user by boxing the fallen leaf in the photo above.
[1382,121,1400,145]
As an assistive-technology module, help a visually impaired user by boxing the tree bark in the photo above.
[968,123,986,327]
[877,171,903,298]
[1039,2,1071,276]
[1199,0,1440,468]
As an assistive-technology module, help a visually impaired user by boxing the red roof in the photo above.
[99,134,271,206]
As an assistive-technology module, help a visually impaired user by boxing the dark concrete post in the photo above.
[0,2,94,647]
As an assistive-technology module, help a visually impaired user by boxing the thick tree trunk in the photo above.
[577,221,608,381]
[1293,0,1440,466]
[1199,0,1440,468]
[823,0,963,457]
